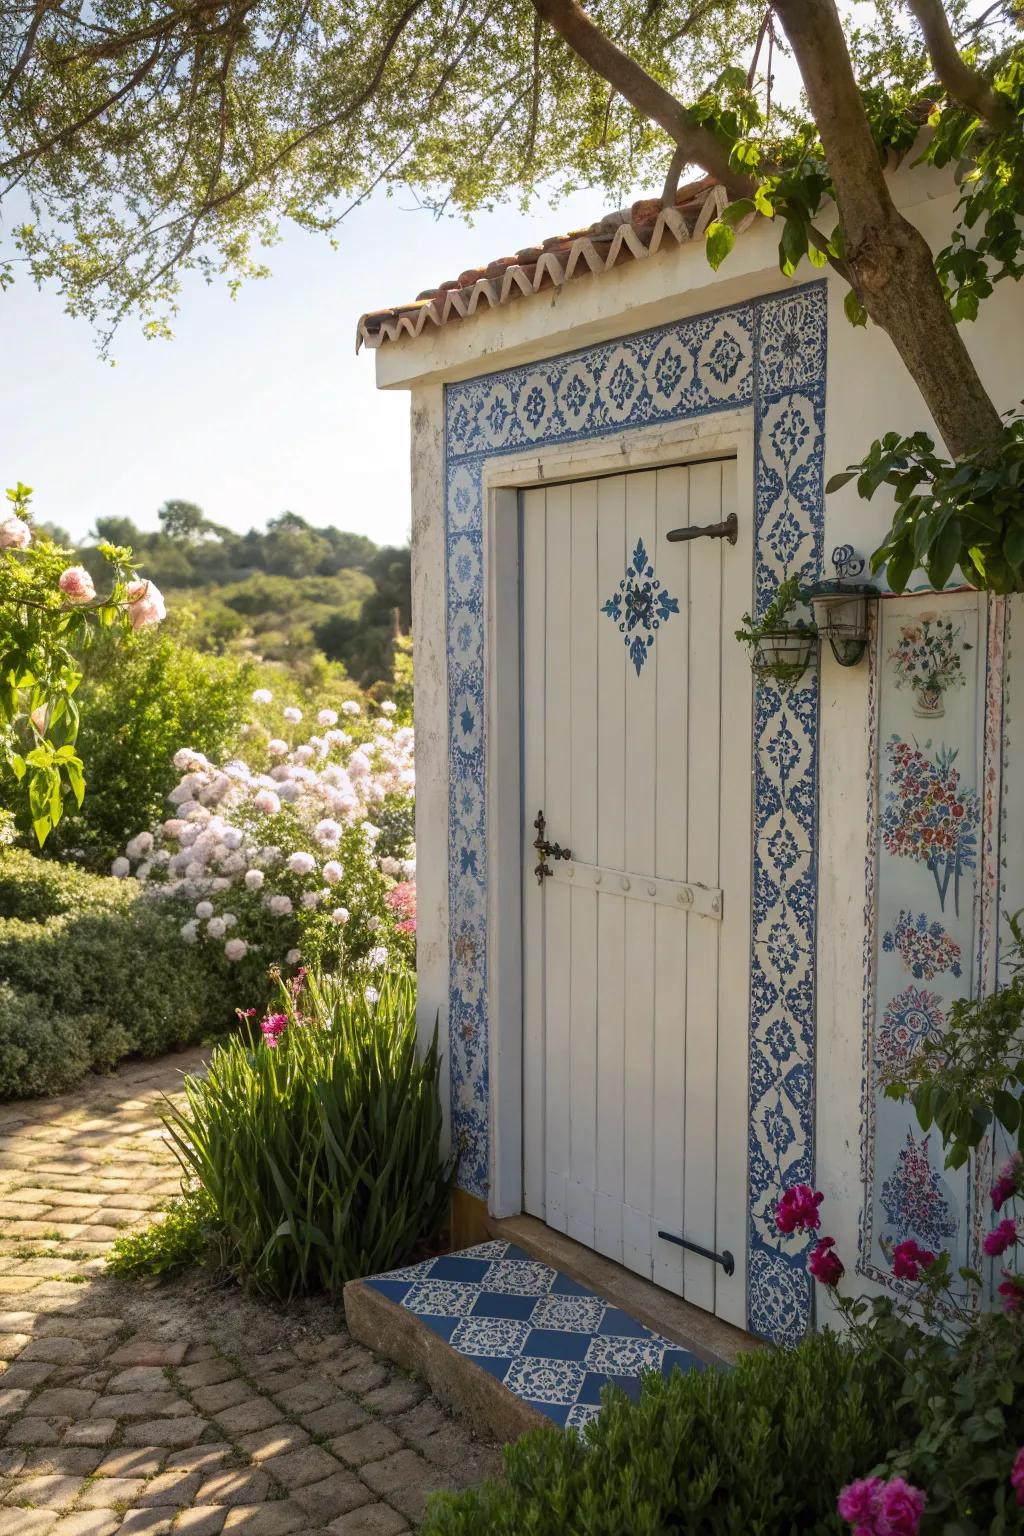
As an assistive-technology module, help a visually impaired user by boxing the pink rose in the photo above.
[984,1217,1018,1257]
[838,1477,883,1530]
[125,576,166,629]
[58,565,96,603]
[808,1235,844,1287]
[891,1239,934,1282]
[877,1477,926,1536]
[999,1273,1024,1313]
[1011,1446,1024,1507]
[992,1152,1023,1211]
[775,1184,824,1235]
[0,515,31,550]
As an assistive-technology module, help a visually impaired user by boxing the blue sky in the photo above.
[2,185,618,550]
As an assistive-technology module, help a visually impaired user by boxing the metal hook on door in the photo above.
[533,811,571,885]
[665,513,738,545]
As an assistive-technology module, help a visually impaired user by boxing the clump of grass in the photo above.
[106,1189,218,1279]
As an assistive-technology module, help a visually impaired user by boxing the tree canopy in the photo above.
[2,0,1023,588]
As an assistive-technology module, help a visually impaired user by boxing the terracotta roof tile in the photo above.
[355,175,755,351]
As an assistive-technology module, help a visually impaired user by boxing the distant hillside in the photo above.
[77,503,411,686]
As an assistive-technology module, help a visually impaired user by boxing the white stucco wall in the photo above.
[374,160,1023,1325]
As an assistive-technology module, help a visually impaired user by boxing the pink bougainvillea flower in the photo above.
[984,1217,1019,1257]
[0,514,31,550]
[808,1235,844,1287]
[58,564,96,603]
[877,1477,926,1536]
[992,1152,1024,1212]
[1011,1447,1024,1507]
[891,1239,935,1282]
[999,1272,1024,1313]
[775,1184,824,1235]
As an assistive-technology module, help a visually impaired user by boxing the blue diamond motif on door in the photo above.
[601,537,680,677]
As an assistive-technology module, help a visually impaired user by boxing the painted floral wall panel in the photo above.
[862,594,985,1292]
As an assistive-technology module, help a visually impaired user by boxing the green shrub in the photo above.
[0,847,127,921]
[423,1331,903,1536]
[163,970,454,1297]
[107,1190,219,1279]
[0,859,264,1099]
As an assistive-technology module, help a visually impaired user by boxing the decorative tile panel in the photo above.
[859,595,986,1297]
[365,1241,705,1428]
[443,282,827,1343]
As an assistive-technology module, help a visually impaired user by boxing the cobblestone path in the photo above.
[0,1054,502,1536]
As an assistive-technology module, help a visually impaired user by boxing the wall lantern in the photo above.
[805,546,879,668]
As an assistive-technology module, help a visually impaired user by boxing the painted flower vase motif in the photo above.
[888,615,969,720]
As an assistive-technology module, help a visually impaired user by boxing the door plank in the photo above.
[521,489,548,1217]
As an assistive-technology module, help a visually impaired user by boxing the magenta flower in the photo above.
[1011,1447,1024,1508]
[999,1272,1024,1314]
[891,1239,935,1282]
[259,1012,289,1048]
[808,1235,844,1287]
[838,1477,884,1529]
[984,1217,1019,1257]
[992,1152,1023,1211]
[775,1183,824,1235]
[878,1477,926,1536]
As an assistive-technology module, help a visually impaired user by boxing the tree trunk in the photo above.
[772,0,1005,461]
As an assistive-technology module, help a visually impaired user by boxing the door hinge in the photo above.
[533,810,571,885]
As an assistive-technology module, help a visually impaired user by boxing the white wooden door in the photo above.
[521,462,750,1323]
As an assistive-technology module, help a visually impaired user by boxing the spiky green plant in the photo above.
[163,969,454,1298]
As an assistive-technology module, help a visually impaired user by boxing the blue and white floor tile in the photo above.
[365,1239,705,1429]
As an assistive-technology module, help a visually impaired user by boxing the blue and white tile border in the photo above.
[443,280,827,1344]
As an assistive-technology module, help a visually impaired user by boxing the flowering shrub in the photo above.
[774,1165,1024,1534]
[113,689,415,979]
[161,968,453,1297]
[1,481,165,844]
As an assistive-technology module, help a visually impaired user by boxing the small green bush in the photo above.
[107,1190,218,1279]
[0,858,263,1099]
[423,1331,904,1536]
[164,970,454,1297]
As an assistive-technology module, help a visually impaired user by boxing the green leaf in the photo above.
[843,289,868,327]
[779,217,808,277]
[719,198,756,227]
[825,470,857,494]
[704,220,735,271]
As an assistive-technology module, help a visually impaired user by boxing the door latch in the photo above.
[533,811,571,885]
[665,512,738,545]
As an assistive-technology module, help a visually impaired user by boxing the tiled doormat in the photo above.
[365,1238,706,1429]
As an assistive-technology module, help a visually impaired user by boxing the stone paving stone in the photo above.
[0,1509,57,1534]
[194,1470,271,1508]
[188,1382,249,1417]
[18,1452,102,1478]
[0,1335,32,1358]
[299,1402,367,1440]
[4,1420,68,1447]
[259,1446,338,1491]
[270,1381,337,1416]
[291,1472,373,1523]
[90,1391,184,1419]
[18,1343,91,1368]
[162,1447,231,1475]
[2,1474,83,1510]
[221,1504,309,1535]
[105,1343,187,1370]
[292,1337,349,1365]
[122,1418,207,1449]
[211,1400,280,1439]
[359,1452,433,1498]
[104,1370,165,1395]
[134,1473,202,1508]
[78,1478,146,1509]
[26,1394,96,1420]
[329,1424,402,1469]
[94,1450,166,1479]
[175,1361,235,1392]
[172,1509,226,1536]
[62,1424,117,1449]
[51,1513,120,1536]
[116,1512,173,1536]
[0,1391,32,1417]
[1,1368,55,1393]
[0,1451,25,1479]
[330,1365,388,1397]
[236,1426,310,1464]
[327,1505,411,1536]
[360,1382,424,1418]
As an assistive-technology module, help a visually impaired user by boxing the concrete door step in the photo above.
[344,1234,717,1446]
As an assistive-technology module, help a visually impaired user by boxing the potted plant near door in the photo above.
[735,575,818,689]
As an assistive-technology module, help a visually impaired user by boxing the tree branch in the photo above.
[772,0,1004,460]
[904,0,1013,126]
[530,0,755,196]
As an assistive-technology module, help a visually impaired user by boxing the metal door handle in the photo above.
[666,513,737,545]
[533,811,571,885]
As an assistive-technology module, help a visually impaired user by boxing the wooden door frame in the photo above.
[482,408,756,1315]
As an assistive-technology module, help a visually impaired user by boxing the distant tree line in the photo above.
[75,503,411,687]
